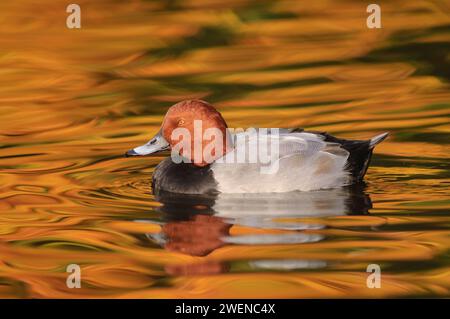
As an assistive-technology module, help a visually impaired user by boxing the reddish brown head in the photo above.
[162,100,231,166]
[126,100,232,166]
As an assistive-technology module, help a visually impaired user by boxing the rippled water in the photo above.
[0,0,449,298]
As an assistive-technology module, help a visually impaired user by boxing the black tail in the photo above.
[314,132,388,182]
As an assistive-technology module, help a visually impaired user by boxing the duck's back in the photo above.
[211,130,351,193]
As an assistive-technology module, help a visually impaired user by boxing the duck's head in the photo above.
[125,100,232,166]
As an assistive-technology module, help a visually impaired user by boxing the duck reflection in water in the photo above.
[141,185,372,275]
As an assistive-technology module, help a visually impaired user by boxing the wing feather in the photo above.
[212,131,351,193]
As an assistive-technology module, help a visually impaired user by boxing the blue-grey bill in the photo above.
[125,131,170,157]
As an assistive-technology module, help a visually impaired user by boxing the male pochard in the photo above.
[126,100,388,194]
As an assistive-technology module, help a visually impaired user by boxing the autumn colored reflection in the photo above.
[150,186,372,253]
[161,215,231,257]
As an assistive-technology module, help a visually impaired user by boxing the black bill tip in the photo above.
[125,149,139,157]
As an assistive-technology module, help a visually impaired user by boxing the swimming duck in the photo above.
[125,99,388,194]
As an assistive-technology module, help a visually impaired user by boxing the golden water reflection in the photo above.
[0,0,449,298]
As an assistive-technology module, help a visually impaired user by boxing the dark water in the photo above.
[0,0,449,297]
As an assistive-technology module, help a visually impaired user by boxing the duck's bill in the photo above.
[125,131,170,157]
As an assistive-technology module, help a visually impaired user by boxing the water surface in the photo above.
[0,0,449,298]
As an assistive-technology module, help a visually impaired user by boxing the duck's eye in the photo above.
[177,118,185,126]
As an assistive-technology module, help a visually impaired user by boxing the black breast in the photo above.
[152,157,218,195]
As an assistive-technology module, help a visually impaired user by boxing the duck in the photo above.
[125,99,388,194]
